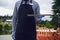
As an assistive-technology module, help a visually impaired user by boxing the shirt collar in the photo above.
[22,0,33,5]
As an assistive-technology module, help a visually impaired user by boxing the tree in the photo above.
[0,24,3,34]
[51,0,60,27]
[45,20,53,28]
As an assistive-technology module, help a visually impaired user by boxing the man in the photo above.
[12,0,41,40]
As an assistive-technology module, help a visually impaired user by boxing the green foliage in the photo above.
[36,20,58,30]
[36,23,41,27]
[41,24,45,27]
[4,24,9,34]
[36,20,46,27]
[52,0,60,13]
[53,26,57,30]
[45,20,53,28]
[4,24,12,34]
[0,23,12,35]
[0,24,3,34]
[52,0,60,27]
[0,15,12,35]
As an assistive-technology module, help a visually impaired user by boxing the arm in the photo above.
[12,3,17,39]
[35,3,42,23]
[12,3,17,33]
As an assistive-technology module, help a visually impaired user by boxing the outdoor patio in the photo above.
[0,35,12,40]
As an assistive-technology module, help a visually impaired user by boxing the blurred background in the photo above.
[0,0,60,40]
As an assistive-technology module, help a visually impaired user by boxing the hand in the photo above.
[11,32,15,40]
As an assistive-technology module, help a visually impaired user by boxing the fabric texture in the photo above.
[15,1,36,40]
[12,0,41,40]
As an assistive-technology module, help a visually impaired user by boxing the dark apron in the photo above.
[15,3,36,40]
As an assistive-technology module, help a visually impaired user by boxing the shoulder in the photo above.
[33,1,39,7]
[15,1,21,7]
[33,1,39,5]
